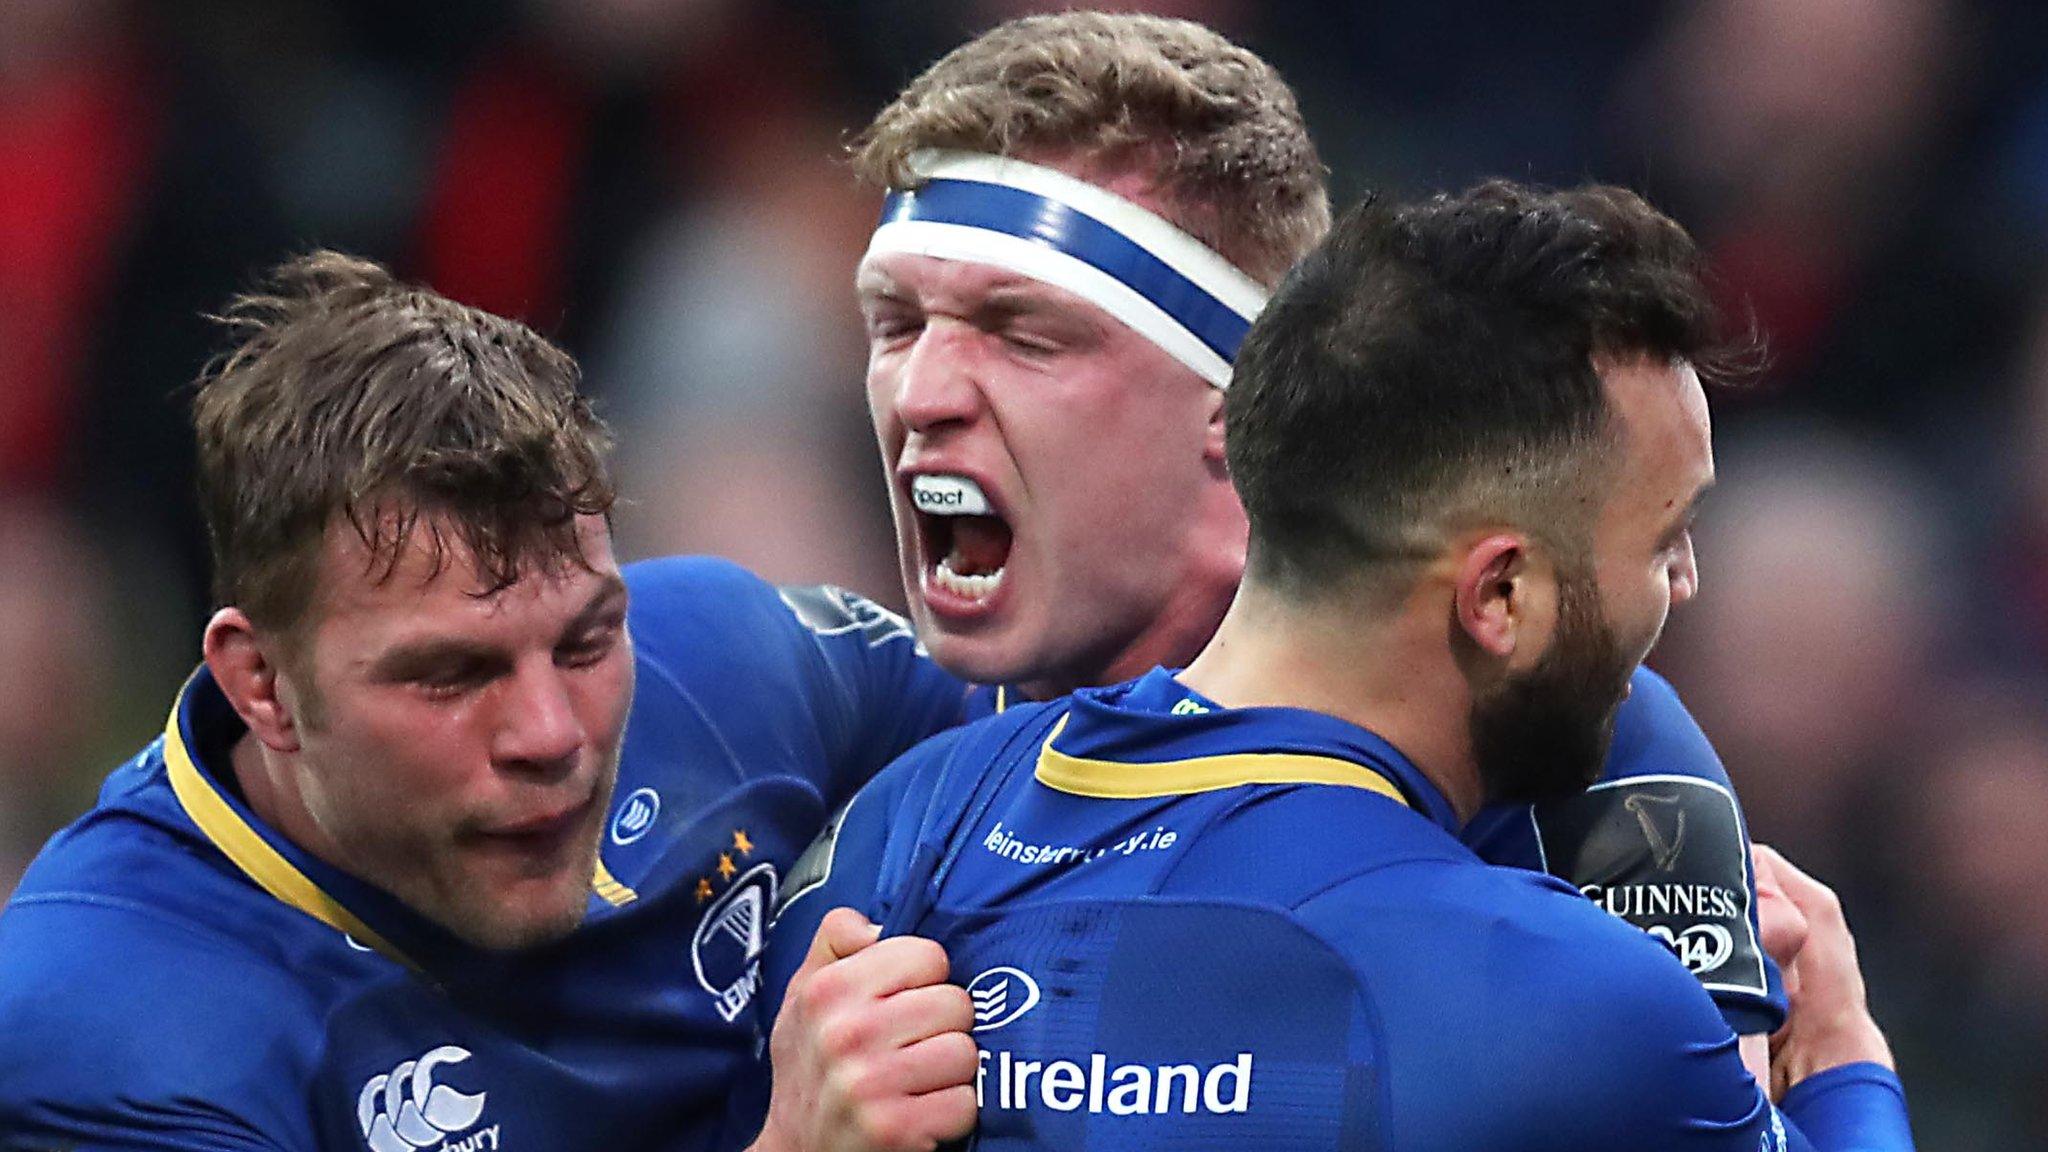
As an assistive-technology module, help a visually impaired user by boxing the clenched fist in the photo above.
[751,909,980,1152]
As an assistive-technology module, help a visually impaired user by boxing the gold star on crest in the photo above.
[695,878,715,903]
[716,853,737,880]
[732,829,754,856]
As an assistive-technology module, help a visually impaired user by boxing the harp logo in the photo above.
[1622,791,1688,872]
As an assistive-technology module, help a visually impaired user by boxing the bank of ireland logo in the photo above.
[694,861,778,1023]
[610,787,661,846]
[357,1046,487,1152]
[967,966,1041,1032]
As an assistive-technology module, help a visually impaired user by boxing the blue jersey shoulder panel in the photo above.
[1290,855,1775,1151]
[622,556,965,815]
[0,895,322,1148]
[762,702,1066,1022]
[0,789,322,1147]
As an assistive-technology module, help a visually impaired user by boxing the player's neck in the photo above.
[1179,580,1484,822]
[229,734,356,875]
[1016,531,1243,702]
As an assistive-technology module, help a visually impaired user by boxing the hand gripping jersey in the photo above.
[774,669,1911,1152]
[969,662,1788,1034]
[0,557,964,1152]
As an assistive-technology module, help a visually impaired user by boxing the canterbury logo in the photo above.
[358,1046,496,1152]
[1623,792,1688,873]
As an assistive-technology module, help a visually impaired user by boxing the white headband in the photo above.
[863,151,1269,388]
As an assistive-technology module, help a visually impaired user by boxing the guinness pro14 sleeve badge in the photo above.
[1532,775,1768,1000]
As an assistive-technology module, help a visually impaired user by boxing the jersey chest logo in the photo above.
[694,860,779,1023]
[357,1045,499,1152]
[609,787,661,846]
[967,966,1042,1032]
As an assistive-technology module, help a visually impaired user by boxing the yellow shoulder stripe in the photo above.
[161,698,416,969]
[593,858,638,906]
[1034,716,1411,805]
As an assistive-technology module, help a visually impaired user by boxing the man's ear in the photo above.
[203,608,304,754]
[1451,533,1558,665]
[1203,386,1228,466]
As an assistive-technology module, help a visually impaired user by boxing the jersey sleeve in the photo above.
[0,897,305,1150]
[1501,946,1785,1152]
[1529,980,1914,1152]
[1463,663,1787,1033]
[1779,1062,1916,1152]
[1297,868,1897,1152]
[758,729,968,1028]
[770,581,970,805]
[624,557,968,809]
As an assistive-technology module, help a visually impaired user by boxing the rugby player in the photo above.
[753,8,1875,1131]
[0,253,978,1152]
[750,11,1893,1139]
[771,182,1911,1149]
[811,6,1778,1049]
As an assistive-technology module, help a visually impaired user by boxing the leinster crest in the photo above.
[694,861,778,1023]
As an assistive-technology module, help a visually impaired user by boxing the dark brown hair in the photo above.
[1229,181,1747,594]
[193,251,615,637]
[852,11,1329,285]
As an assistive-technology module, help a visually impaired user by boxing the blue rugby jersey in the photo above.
[771,668,1910,1152]
[968,662,1788,1033]
[0,556,965,1152]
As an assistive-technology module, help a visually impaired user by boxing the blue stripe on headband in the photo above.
[879,179,1253,365]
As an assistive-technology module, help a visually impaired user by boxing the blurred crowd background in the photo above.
[3,0,2046,1144]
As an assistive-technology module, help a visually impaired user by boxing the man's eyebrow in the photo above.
[368,636,504,680]
[975,282,1104,329]
[565,574,630,632]
[981,279,1071,306]
[1666,480,1715,534]
[368,574,628,678]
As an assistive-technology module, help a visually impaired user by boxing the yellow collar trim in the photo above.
[1034,716,1412,805]
[161,694,416,969]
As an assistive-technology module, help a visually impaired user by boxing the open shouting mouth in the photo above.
[911,474,1014,611]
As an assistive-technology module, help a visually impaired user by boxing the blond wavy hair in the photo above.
[853,12,1329,285]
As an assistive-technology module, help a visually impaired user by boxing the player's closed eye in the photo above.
[413,660,498,699]
[1001,328,1061,356]
[558,623,623,669]
[864,308,923,345]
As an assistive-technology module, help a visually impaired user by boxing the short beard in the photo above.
[1469,569,1632,806]
[444,880,593,952]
